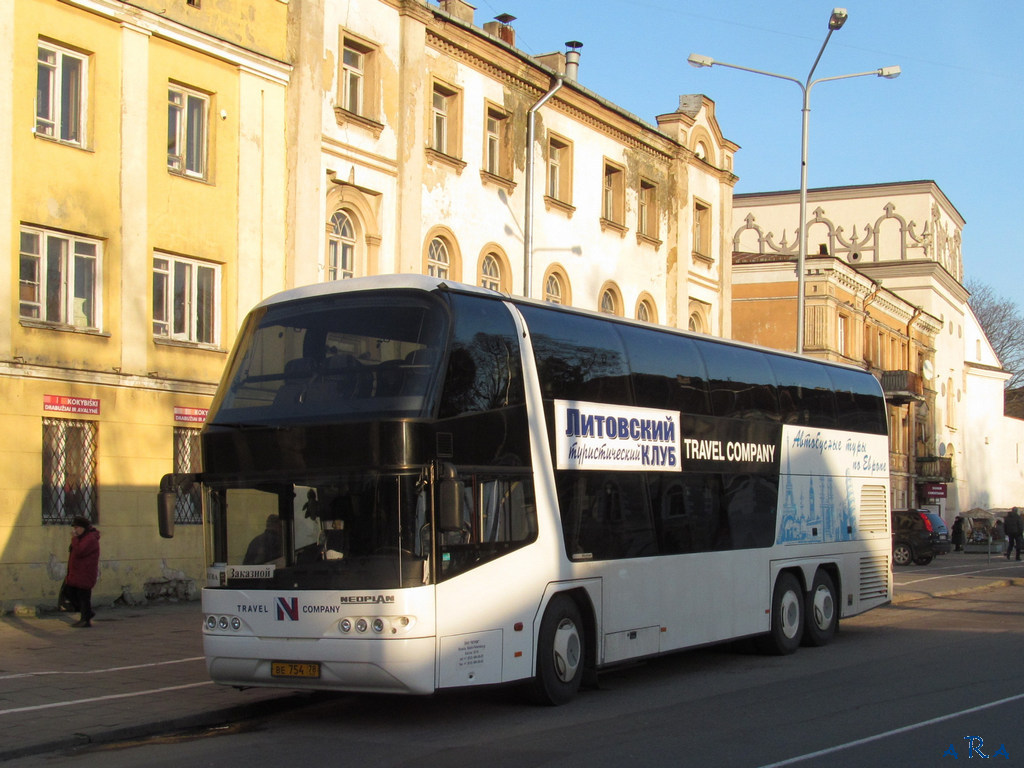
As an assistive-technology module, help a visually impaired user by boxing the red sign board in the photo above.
[43,394,100,415]
[921,483,947,499]
[174,407,209,424]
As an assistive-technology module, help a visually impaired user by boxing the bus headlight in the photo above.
[372,618,385,633]
[355,618,368,633]
[340,618,352,633]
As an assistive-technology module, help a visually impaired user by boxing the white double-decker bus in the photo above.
[158,275,891,704]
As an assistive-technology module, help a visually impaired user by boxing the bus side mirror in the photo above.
[158,490,176,539]
[157,473,198,539]
[438,476,465,532]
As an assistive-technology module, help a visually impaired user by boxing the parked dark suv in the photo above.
[892,509,951,566]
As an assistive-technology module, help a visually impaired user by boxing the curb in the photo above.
[0,694,315,763]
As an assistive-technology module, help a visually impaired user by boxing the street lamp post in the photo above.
[688,8,899,354]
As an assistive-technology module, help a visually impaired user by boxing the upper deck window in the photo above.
[209,291,449,424]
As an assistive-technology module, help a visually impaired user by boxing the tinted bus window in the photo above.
[438,294,525,418]
[558,472,657,560]
[768,355,837,429]
[617,325,712,416]
[518,305,631,405]
[648,473,725,553]
[702,342,780,421]
[828,367,887,435]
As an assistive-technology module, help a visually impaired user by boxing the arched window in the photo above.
[688,312,703,333]
[327,211,356,280]
[480,253,501,291]
[599,283,622,316]
[544,273,563,304]
[637,299,652,323]
[427,237,450,279]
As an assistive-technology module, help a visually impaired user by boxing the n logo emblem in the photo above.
[275,597,299,621]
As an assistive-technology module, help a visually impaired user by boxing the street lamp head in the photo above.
[829,8,848,30]
[878,65,901,79]
[687,53,714,68]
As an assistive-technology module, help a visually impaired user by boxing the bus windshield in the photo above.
[209,291,448,425]
[208,472,429,590]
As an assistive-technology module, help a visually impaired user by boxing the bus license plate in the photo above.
[271,661,321,679]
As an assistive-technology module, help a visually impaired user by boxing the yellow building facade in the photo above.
[1,0,289,611]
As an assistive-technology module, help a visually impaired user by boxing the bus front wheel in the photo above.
[531,595,585,705]
[757,572,803,656]
[802,569,837,647]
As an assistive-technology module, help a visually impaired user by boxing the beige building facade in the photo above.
[732,181,1023,519]
[289,0,738,334]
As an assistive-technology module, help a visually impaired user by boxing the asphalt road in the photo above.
[9,578,1024,768]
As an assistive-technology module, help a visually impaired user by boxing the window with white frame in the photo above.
[430,82,460,157]
[327,211,356,280]
[36,40,87,146]
[546,134,572,204]
[153,253,219,344]
[602,161,624,224]
[480,253,501,291]
[341,42,365,115]
[42,418,97,525]
[544,274,561,304]
[484,105,510,178]
[19,226,100,329]
[427,237,450,279]
[167,84,209,179]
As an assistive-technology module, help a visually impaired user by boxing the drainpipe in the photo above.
[524,76,563,298]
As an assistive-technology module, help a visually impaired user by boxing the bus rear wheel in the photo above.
[757,572,803,656]
[531,594,585,705]
[802,569,837,647]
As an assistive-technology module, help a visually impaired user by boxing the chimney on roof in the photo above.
[483,13,516,46]
[439,0,475,24]
[564,40,582,82]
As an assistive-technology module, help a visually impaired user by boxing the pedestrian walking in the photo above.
[66,516,100,627]
[951,516,965,552]
[1003,507,1023,562]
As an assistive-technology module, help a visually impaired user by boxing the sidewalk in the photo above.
[3,554,1024,762]
[0,600,302,762]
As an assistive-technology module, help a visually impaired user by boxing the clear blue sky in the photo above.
[467,0,1022,299]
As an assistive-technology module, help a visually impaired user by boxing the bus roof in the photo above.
[253,275,873,378]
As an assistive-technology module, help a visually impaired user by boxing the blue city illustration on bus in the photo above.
[776,426,888,544]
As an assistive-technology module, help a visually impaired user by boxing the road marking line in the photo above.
[0,657,204,681]
[0,681,214,716]
[755,691,1024,767]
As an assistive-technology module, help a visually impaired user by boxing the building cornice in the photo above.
[61,0,292,85]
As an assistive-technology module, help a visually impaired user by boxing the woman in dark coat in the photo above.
[67,516,100,627]
[951,516,965,552]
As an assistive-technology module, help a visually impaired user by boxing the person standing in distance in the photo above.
[1003,507,1023,562]
[67,516,100,627]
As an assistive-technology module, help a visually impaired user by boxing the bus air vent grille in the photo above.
[858,554,889,600]
[858,484,889,533]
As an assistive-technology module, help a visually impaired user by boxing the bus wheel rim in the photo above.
[780,589,801,640]
[552,618,582,682]
[812,585,834,629]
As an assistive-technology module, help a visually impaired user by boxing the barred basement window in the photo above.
[173,427,202,524]
[42,418,98,525]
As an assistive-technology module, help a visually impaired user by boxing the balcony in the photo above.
[917,456,954,482]
[880,370,924,405]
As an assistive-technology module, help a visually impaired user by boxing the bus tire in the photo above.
[802,569,837,647]
[531,594,585,706]
[757,572,803,656]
